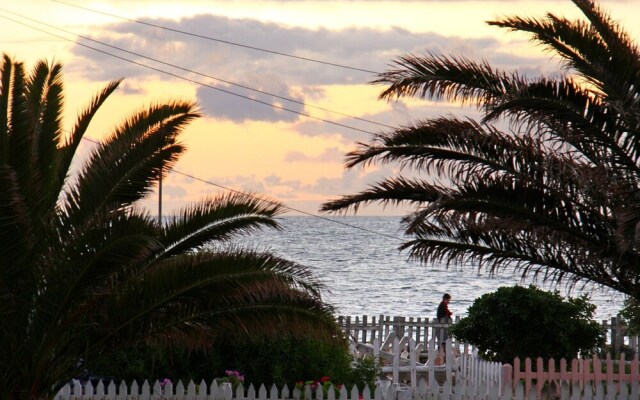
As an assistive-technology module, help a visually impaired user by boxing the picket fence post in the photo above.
[55,338,640,400]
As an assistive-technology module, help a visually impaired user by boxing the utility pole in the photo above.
[158,166,163,225]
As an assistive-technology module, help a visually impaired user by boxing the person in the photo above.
[434,293,453,347]
[437,293,453,320]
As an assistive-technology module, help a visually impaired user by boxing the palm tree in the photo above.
[321,0,640,301]
[0,55,335,400]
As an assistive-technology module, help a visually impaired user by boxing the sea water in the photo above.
[229,215,624,321]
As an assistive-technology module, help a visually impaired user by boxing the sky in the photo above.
[2,0,640,217]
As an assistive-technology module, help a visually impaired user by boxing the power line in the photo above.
[51,0,380,75]
[79,135,406,242]
[0,11,381,136]
[0,8,395,130]
[3,10,406,242]
[174,170,406,241]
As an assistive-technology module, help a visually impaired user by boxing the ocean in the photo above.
[230,215,624,321]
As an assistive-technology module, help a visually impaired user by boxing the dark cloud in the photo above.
[69,13,550,122]
[196,79,305,122]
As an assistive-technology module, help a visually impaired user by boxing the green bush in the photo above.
[620,297,640,335]
[347,356,382,390]
[85,333,354,387]
[84,342,223,384]
[449,285,604,363]
[219,334,353,387]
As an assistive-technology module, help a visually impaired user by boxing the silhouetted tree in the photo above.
[322,0,640,300]
[0,55,335,400]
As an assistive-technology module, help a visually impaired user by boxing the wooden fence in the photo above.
[337,315,460,350]
[338,314,640,354]
[366,334,640,399]
[506,353,640,399]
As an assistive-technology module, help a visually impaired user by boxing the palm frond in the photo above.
[0,166,32,290]
[62,102,198,225]
[321,177,443,214]
[0,54,12,162]
[87,250,332,350]
[345,118,539,180]
[374,53,523,108]
[489,11,640,103]
[58,79,122,187]
[161,192,282,256]
[7,60,39,204]
[24,60,65,217]
[483,77,640,165]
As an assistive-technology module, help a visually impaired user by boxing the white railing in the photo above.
[358,335,503,395]
[339,314,640,355]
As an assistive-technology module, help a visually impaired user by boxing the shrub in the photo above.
[449,285,604,363]
[86,333,353,387]
[224,334,353,387]
[348,356,382,390]
[620,297,640,335]
[84,342,222,383]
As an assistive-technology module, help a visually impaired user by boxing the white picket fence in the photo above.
[357,335,504,395]
[54,365,640,400]
[54,334,640,400]
[52,336,505,400]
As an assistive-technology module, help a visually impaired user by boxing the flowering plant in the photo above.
[216,370,245,390]
[159,378,172,395]
[294,377,341,396]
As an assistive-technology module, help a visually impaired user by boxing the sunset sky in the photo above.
[2,0,640,217]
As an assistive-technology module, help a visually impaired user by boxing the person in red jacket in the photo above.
[437,293,453,320]
[434,293,453,352]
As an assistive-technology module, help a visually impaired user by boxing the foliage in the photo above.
[214,334,353,388]
[215,370,245,390]
[0,55,336,400]
[294,377,340,397]
[292,355,382,396]
[620,297,640,336]
[449,285,604,363]
[347,356,382,390]
[82,342,223,384]
[84,333,354,388]
[320,0,640,301]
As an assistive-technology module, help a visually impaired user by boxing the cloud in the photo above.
[284,147,344,163]
[69,14,550,122]
[195,74,305,122]
[162,184,187,199]
[290,97,487,143]
[305,166,402,196]
[118,81,146,95]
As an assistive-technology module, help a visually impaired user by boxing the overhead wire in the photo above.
[1,7,408,242]
[50,0,380,75]
[0,11,382,136]
[0,8,395,130]
[79,134,406,242]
